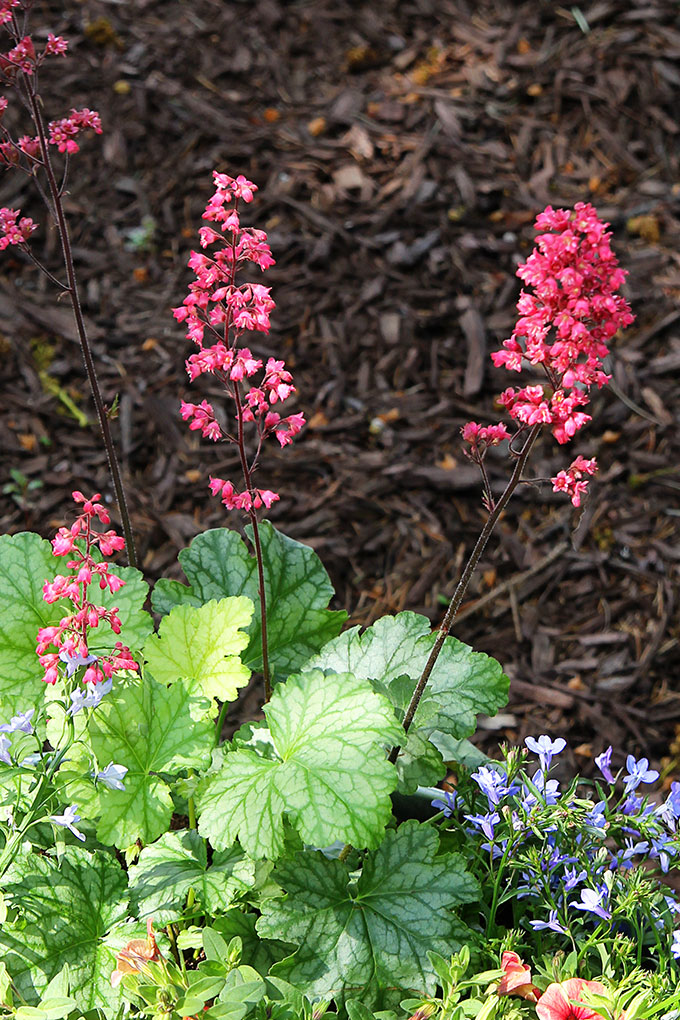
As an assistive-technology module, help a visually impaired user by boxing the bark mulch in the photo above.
[1,0,679,779]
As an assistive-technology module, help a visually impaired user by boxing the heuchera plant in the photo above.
[1,5,679,1020]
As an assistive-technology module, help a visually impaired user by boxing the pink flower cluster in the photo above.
[174,171,305,512]
[462,203,634,508]
[36,492,138,687]
[461,421,511,458]
[0,206,35,249]
[0,15,99,167]
[492,202,633,444]
[551,455,598,507]
[0,1,20,27]
[0,26,68,78]
[47,107,101,154]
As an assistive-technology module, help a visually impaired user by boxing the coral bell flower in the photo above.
[536,978,606,1020]
[111,919,161,988]
[497,951,540,1002]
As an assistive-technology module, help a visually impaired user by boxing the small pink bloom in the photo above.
[45,34,68,56]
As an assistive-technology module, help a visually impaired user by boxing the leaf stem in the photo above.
[213,700,229,749]
[388,424,542,764]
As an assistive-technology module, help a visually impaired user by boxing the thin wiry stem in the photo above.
[23,78,137,567]
[387,423,542,764]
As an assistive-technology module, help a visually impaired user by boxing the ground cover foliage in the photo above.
[0,3,680,1020]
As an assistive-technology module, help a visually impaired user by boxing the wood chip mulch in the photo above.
[1,0,678,778]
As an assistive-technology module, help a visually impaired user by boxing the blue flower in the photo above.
[50,804,86,842]
[464,810,500,840]
[530,909,567,934]
[657,782,680,828]
[59,649,98,678]
[571,885,611,921]
[617,838,650,869]
[649,836,676,874]
[95,762,128,792]
[621,793,643,816]
[672,930,680,960]
[531,769,560,806]
[623,755,659,794]
[584,800,608,831]
[563,866,587,891]
[0,734,11,766]
[431,790,457,817]
[525,734,566,773]
[594,746,615,784]
[0,708,34,735]
[66,677,113,717]
[470,765,514,806]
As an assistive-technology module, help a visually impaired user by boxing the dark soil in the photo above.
[1,0,679,779]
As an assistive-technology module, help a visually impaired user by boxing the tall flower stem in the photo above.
[24,83,137,568]
[232,382,271,701]
[249,513,271,701]
[388,424,542,764]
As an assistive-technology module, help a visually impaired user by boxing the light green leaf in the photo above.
[197,669,401,858]
[0,532,151,720]
[0,847,128,1011]
[151,525,346,683]
[87,676,213,847]
[307,611,509,738]
[258,821,479,1007]
[129,830,256,923]
[143,598,253,707]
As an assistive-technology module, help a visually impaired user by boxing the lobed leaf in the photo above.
[0,847,128,1011]
[129,830,256,923]
[258,821,479,1007]
[197,669,402,858]
[143,597,253,708]
[86,676,213,847]
[307,611,508,745]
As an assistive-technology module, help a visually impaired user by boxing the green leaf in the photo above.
[258,821,479,1007]
[86,676,213,847]
[151,524,346,682]
[212,910,291,977]
[397,729,446,795]
[430,733,488,769]
[0,533,61,717]
[307,611,509,738]
[129,830,256,923]
[197,669,401,858]
[0,532,151,719]
[0,847,128,1011]
[143,598,253,708]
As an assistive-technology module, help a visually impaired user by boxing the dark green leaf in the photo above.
[151,525,346,682]
[258,821,479,1007]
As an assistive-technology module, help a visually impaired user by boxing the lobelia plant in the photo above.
[2,5,678,1019]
